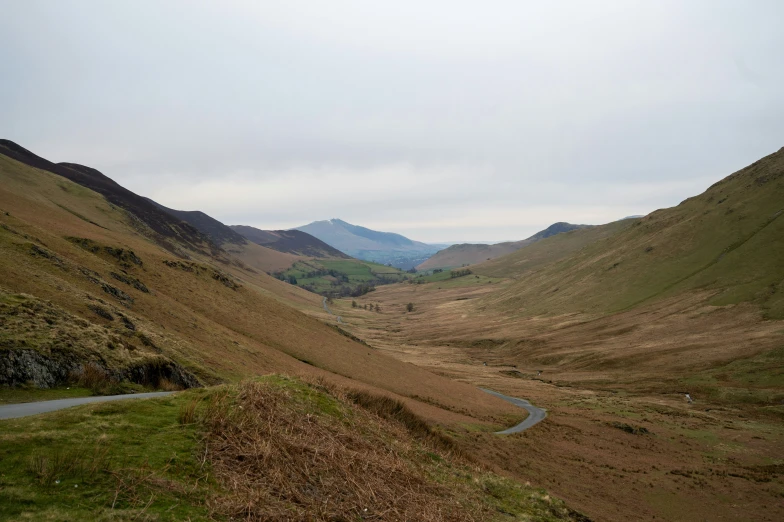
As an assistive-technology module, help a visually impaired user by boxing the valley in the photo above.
[314,148,784,520]
[3,5,782,520]
[329,259,783,521]
[0,140,781,521]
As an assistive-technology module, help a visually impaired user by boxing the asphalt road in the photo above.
[322,296,343,323]
[480,388,547,434]
[0,392,175,420]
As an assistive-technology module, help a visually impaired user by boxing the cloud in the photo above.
[1,1,782,242]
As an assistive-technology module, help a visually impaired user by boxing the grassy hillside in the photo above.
[148,198,248,246]
[0,140,216,257]
[477,147,784,318]
[0,376,579,521]
[473,220,634,280]
[418,222,589,271]
[0,149,524,424]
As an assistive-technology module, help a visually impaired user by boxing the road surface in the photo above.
[480,388,547,434]
[322,296,344,323]
[0,392,175,420]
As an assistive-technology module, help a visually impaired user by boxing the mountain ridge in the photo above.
[417,222,590,271]
[231,225,350,259]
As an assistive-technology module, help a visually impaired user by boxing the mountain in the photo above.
[296,219,441,269]
[146,198,247,246]
[230,225,349,259]
[475,146,784,318]
[340,147,784,522]
[0,141,567,521]
[0,140,514,420]
[0,139,215,257]
[473,219,633,279]
[417,222,589,271]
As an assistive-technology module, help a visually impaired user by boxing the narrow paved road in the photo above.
[480,388,547,434]
[322,296,343,324]
[0,392,175,420]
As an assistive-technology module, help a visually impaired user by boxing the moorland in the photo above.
[1,139,782,521]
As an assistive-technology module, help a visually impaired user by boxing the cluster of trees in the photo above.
[272,271,297,284]
[318,282,376,299]
[352,300,381,312]
[450,268,472,278]
[274,268,351,284]
[274,265,407,298]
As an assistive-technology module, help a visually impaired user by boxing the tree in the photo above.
[288,275,298,285]
[351,300,357,308]
[375,304,381,312]
[406,302,414,312]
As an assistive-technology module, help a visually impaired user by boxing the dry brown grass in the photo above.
[341,282,784,521]
[178,398,200,425]
[346,389,460,457]
[203,380,474,521]
[75,363,123,395]
[0,153,517,424]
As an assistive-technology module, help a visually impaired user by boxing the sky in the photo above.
[1,1,782,243]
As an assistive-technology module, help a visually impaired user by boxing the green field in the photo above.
[411,268,502,288]
[274,259,411,297]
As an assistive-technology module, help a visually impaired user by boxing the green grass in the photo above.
[0,390,212,521]
[276,258,410,296]
[413,269,503,287]
[416,270,455,283]
[679,344,784,407]
[0,386,92,405]
[0,377,579,521]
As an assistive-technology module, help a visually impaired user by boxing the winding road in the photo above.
[0,392,175,420]
[0,385,545,434]
[480,388,547,434]
[322,296,344,323]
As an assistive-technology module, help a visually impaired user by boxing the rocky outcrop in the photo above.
[0,348,81,388]
[0,349,201,390]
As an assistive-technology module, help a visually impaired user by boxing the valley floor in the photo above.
[328,278,784,522]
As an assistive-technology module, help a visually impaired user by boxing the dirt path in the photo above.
[0,392,175,420]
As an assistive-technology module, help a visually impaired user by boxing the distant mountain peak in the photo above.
[296,219,439,269]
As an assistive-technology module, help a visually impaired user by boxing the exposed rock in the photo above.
[0,349,201,389]
[110,271,149,293]
[0,348,81,388]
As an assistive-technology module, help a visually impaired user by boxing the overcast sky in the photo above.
[2,1,782,242]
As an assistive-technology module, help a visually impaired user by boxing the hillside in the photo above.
[417,222,589,271]
[231,225,349,258]
[0,140,215,258]
[147,198,247,246]
[473,219,635,279]
[297,218,441,269]
[332,147,784,522]
[477,146,784,318]
[0,376,579,521]
[0,143,524,426]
